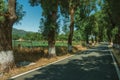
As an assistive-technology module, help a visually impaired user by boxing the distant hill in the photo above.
[12,28,26,36]
[12,28,34,37]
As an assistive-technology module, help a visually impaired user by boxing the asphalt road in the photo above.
[10,44,119,80]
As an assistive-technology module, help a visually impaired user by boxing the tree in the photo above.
[12,34,20,40]
[106,0,120,25]
[57,34,68,41]
[0,0,25,73]
[60,0,81,52]
[0,0,17,73]
[74,0,97,45]
[94,11,105,42]
[106,0,120,47]
[30,0,59,57]
[97,0,116,44]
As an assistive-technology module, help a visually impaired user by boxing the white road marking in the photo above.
[10,55,74,79]
[110,51,120,80]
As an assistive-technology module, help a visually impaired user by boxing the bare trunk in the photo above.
[0,0,17,73]
[107,30,112,44]
[98,27,104,42]
[48,29,56,57]
[68,7,74,52]
[48,10,57,57]
[0,25,14,73]
[0,51,14,73]
[48,41,56,57]
[86,33,89,45]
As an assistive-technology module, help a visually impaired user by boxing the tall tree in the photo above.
[107,0,120,47]
[98,0,116,44]
[30,0,59,57]
[60,0,80,52]
[0,0,17,73]
[94,11,108,42]
[0,0,25,73]
[74,0,97,45]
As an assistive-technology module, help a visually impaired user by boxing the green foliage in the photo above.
[12,28,43,41]
[0,0,5,13]
[0,16,5,22]
[106,0,120,45]
[73,30,81,41]
[15,2,26,24]
[107,0,120,25]
[39,0,59,41]
[57,34,68,41]
[94,11,107,41]
[29,0,60,41]
[12,28,27,37]
[13,41,66,47]
[112,27,118,40]
[26,0,120,44]
[0,0,6,23]
[0,0,25,24]
[12,34,20,40]
[29,0,40,6]
[24,32,42,41]
[59,0,69,17]
[73,0,97,43]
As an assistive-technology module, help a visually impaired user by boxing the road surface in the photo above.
[10,44,120,80]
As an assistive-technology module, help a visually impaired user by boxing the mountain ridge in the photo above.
[12,28,35,37]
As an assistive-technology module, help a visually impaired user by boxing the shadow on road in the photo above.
[24,48,118,80]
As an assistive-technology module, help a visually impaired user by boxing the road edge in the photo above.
[110,50,120,80]
[9,55,74,79]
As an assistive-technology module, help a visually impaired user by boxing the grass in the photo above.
[13,40,48,47]
[0,43,87,80]
[13,46,68,63]
[12,40,85,48]
[12,40,66,47]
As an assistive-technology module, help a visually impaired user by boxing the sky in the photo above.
[13,0,42,32]
[13,0,100,32]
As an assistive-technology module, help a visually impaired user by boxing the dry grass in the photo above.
[0,45,86,80]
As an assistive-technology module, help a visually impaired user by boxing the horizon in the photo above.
[12,27,37,33]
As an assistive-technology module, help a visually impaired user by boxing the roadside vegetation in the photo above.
[0,0,120,80]
[1,41,86,80]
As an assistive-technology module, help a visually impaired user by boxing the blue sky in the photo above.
[13,0,42,32]
[13,0,100,32]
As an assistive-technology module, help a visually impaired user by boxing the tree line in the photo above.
[0,0,120,73]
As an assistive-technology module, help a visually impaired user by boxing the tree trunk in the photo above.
[48,11,57,57]
[85,32,89,46]
[48,39,56,57]
[48,28,56,57]
[68,7,74,52]
[0,26,14,73]
[98,26,104,42]
[107,29,112,44]
[0,0,17,73]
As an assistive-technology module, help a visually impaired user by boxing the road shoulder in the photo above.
[109,46,120,80]
[111,48,120,67]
